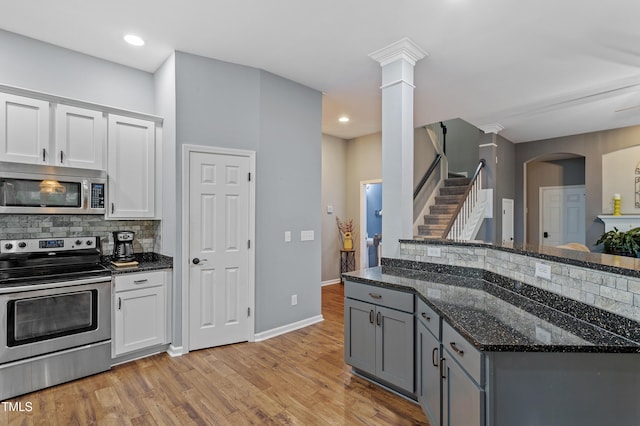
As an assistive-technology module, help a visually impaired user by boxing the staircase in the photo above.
[417,176,469,238]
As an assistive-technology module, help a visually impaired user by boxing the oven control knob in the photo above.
[86,240,93,246]
[75,240,83,246]
[4,243,13,250]
[18,242,26,248]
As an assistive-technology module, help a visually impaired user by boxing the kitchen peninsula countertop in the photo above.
[343,265,640,353]
[101,252,173,274]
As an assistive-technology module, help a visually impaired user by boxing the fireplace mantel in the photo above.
[597,215,640,232]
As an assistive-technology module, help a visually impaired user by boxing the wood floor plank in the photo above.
[1,284,428,425]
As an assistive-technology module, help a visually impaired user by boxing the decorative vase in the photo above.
[343,232,353,250]
[613,194,621,216]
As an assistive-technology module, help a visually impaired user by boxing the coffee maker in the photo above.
[112,231,135,262]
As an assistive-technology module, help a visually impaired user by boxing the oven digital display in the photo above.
[39,240,64,249]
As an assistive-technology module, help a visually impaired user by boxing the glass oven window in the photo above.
[1,178,81,207]
[8,290,98,346]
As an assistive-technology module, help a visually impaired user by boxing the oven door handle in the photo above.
[0,276,111,294]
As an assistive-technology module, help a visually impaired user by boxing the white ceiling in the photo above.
[3,0,640,143]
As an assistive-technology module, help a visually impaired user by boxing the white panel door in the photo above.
[502,198,514,244]
[55,104,105,170]
[0,93,50,164]
[540,186,585,246]
[189,151,250,350]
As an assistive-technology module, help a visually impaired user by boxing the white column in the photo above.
[369,38,427,258]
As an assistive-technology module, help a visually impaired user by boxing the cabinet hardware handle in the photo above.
[432,347,439,367]
[111,203,115,214]
[42,148,46,162]
[369,310,374,324]
[368,293,382,299]
[134,279,148,284]
[421,312,431,321]
[450,342,464,356]
[440,357,446,379]
[376,311,381,326]
[117,297,122,310]
[60,150,64,164]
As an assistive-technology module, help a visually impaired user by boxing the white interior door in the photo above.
[540,186,585,246]
[189,150,251,350]
[502,198,514,244]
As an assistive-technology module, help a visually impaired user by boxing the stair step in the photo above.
[435,195,463,205]
[423,214,451,225]
[430,204,457,214]
[439,186,467,196]
[444,177,470,187]
[417,224,446,237]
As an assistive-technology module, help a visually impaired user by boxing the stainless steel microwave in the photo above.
[0,162,106,214]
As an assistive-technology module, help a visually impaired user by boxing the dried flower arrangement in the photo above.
[336,217,355,250]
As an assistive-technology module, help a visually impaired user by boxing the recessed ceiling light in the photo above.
[338,116,350,123]
[124,34,145,47]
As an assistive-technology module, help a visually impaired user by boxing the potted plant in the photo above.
[595,227,640,257]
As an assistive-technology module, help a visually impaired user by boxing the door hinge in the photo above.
[248,240,251,249]
[247,307,251,317]
[248,172,251,181]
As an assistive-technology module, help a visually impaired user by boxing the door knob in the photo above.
[192,258,208,264]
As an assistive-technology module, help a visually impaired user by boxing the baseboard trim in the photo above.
[254,315,324,342]
[322,279,342,286]
[167,344,184,357]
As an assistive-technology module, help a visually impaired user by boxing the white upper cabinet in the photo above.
[54,104,106,170]
[0,93,50,164]
[107,114,156,219]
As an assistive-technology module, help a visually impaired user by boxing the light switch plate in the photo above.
[300,230,314,241]
[284,231,291,242]
[535,262,551,280]
[327,205,333,214]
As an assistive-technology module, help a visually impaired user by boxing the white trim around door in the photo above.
[181,144,256,355]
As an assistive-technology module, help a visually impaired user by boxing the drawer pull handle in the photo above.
[432,347,439,367]
[369,310,374,324]
[440,357,446,379]
[450,342,464,356]
[134,279,148,284]
[376,311,381,326]
[421,312,431,321]
[42,148,46,162]
[368,292,382,299]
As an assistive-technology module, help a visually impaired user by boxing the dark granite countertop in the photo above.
[343,266,640,353]
[101,252,173,275]
[401,238,640,278]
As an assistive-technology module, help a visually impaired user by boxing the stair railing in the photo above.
[413,154,442,200]
[443,159,486,240]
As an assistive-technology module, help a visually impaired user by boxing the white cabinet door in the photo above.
[55,104,105,170]
[0,93,50,164]
[107,114,155,218]
[113,278,166,356]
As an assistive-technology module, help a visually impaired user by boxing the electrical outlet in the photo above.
[427,246,441,257]
[535,262,551,280]
[284,231,291,242]
[291,294,297,306]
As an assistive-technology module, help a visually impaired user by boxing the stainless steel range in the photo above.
[0,237,111,401]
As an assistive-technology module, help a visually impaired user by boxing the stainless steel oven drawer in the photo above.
[0,340,111,401]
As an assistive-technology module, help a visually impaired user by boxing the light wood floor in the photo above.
[1,284,428,425]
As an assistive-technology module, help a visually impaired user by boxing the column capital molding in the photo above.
[478,123,504,134]
[369,37,428,67]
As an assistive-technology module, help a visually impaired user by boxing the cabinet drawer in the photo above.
[442,321,483,385]
[416,297,440,339]
[114,270,166,292]
[344,281,414,313]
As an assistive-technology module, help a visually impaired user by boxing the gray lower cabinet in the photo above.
[416,319,441,426]
[442,350,483,426]
[344,281,414,394]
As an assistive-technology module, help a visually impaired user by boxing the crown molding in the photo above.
[478,123,504,134]
[368,37,428,67]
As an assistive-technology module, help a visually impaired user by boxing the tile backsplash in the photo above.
[0,215,161,255]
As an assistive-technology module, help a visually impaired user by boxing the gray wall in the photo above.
[0,30,154,113]
[175,52,322,336]
[526,158,585,245]
[321,134,348,282]
[443,118,482,177]
[514,125,640,249]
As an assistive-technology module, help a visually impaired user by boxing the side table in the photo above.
[340,249,356,283]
